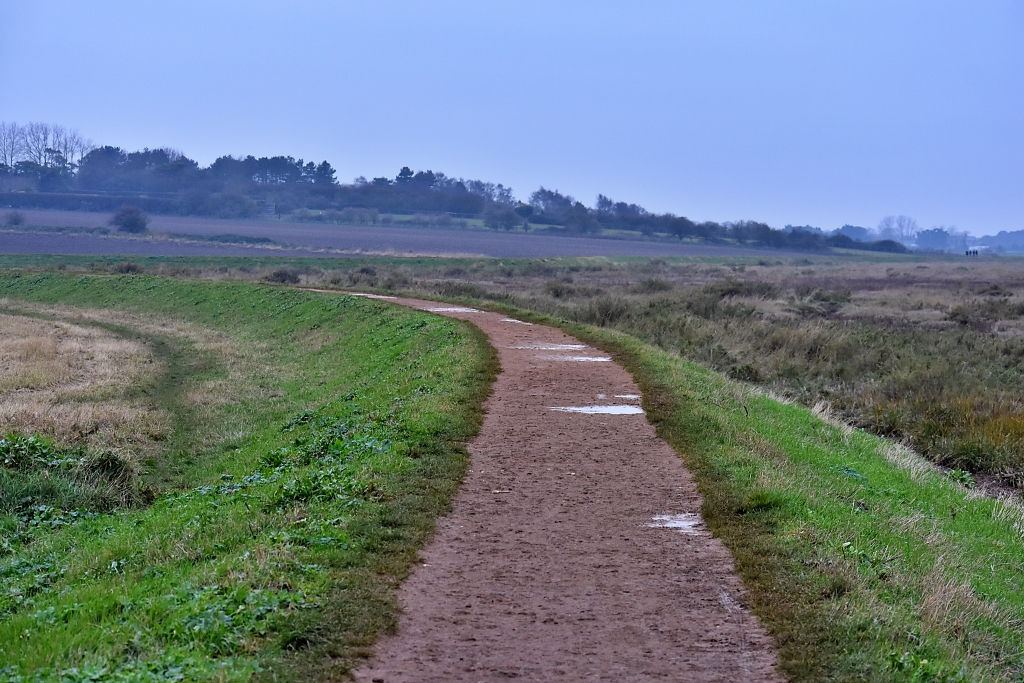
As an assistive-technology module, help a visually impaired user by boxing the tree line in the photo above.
[1,120,913,252]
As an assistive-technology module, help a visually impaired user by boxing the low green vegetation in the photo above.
[0,272,495,681]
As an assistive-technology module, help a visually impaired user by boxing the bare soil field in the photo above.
[2,209,794,259]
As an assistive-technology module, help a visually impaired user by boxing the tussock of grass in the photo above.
[0,273,496,681]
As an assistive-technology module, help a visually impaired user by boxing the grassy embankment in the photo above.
[0,271,495,681]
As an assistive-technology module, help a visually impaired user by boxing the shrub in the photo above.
[113,262,143,274]
[632,279,673,294]
[110,205,149,233]
[4,211,24,226]
[266,268,300,284]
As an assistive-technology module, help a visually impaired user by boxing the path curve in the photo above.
[351,294,782,682]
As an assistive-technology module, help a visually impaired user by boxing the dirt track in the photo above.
[353,295,782,682]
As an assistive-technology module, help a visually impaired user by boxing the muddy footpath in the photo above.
[349,295,783,682]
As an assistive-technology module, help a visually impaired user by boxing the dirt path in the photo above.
[352,295,782,682]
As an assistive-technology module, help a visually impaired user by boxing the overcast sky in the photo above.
[2,1,1021,235]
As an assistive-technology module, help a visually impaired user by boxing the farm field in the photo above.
[0,272,495,681]
[4,253,1024,680]
[1,209,799,259]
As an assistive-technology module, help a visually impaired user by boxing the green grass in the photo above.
[0,272,496,681]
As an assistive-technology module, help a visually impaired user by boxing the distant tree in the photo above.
[50,126,93,167]
[877,216,897,241]
[835,224,872,241]
[915,227,951,251]
[5,211,25,226]
[529,187,575,217]
[395,166,415,183]
[20,122,51,165]
[0,122,22,168]
[77,146,128,190]
[613,201,646,218]
[894,215,919,244]
[563,202,600,234]
[667,215,697,239]
[110,205,149,233]
[483,206,519,231]
[513,204,533,219]
[411,170,436,187]
[312,161,337,185]
[878,215,918,245]
[595,194,614,213]
[464,180,514,204]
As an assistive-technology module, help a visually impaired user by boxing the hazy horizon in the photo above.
[2,1,1021,235]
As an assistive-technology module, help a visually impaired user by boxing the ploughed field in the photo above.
[1,209,794,259]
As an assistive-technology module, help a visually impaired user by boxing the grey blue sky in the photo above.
[2,1,1021,234]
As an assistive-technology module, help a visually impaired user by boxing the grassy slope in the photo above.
[0,272,496,681]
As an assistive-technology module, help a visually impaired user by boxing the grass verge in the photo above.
[0,272,496,681]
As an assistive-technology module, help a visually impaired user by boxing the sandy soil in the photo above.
[3,209,792,259]
[353,296,782,682]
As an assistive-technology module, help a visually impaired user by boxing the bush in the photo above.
[5,211,24,226]
[267,268,300,284]
[632,279,673,294]
[110,205,149,233]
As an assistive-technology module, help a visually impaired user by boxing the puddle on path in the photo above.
[615,394,641,399]
[537,354,611,362]
[548,405,645,414]
[509,343,587,350]
[646,513,705,534]
[344,292,397,299]
[427,306,480,313]
[501,318,533,325]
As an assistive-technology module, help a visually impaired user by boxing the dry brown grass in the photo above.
[0,312,170,453]
[0,298,275,482]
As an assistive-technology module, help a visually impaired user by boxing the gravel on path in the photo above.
[352,296,783,682]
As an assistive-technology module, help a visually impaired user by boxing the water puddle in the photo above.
[303,289,398,299]
[537,354,611,362]
[501,318,533,325]
[645,513,704,534]
[508,343,587,350]
[548,405,644,414]
[615,394,641,399]
[427,306,480,313]
[344,292,397,299]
